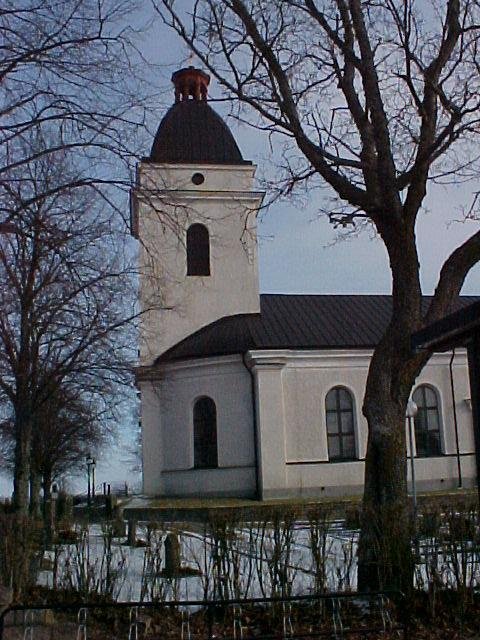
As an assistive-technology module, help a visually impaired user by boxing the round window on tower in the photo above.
[191,172,205,185]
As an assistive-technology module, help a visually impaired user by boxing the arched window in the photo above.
[325,387,356,461]
[412,385,442,457]
[187,224,210,276]
[193,396,218,469]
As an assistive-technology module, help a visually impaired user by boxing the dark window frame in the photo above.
[325,387,357,461]
[193,396,218,469]
[412,385,443,458]
[186,223,210,276]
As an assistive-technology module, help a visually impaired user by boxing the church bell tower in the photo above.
[131,67,264,367]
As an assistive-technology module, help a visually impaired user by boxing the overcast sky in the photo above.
[2,2,479,498]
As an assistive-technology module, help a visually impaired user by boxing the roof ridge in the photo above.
[260,292,480,299]
[155,295,480,365]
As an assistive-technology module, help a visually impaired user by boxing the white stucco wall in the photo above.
[132,163,264,366]
[140,347,475,500]
[247,348,476,499]
[140,355,257,498]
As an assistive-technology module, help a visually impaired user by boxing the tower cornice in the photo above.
[132,188,265,203]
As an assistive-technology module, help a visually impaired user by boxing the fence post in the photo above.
[0,609,5,640]
[207,602,214,640]
[129,606,139,640]
[404,594,411,640]
[77,607,88,640]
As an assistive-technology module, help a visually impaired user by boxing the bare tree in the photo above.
[153,0,480,588]
[0,384,107,516]
[1,0,151,226]
[0,0,155,516]
[34,389,108,509]
[0,130,138,514]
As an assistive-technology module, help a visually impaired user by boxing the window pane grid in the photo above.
[412,385,442,457]
[325,388,356,461]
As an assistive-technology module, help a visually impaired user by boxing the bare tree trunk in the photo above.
[357,329,425,592]
[42,469,55,545]
[29,470,41,519]
[13,279,35,514]
[358,400,411,590]
[13,408,31,515]
[42,470,52,509]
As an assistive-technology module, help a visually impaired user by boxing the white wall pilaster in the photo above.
[249,357,288,498]
[139,381,163,495]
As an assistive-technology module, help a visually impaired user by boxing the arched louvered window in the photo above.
[187,224,210,276]
[193,396,218,469]
[412,385,442,457]
[325,387,356,461]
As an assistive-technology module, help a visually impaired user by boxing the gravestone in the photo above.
[127,519,137,546]
[112,516,126,538]
[164,533,181,576]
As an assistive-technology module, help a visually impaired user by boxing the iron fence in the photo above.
[0,591,408,639]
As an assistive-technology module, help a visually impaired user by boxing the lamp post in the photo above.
[51,482,59,528]
[91,458,96,499]
[86,455,95,505]
[406,399,418,521]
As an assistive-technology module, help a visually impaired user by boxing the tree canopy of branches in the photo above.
[1,0,149,226]
[154,0,480,589]
[0,130,137,514]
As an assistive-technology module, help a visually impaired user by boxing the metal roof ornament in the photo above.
[171,66,210,102]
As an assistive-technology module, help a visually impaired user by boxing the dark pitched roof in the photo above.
[412,299,480,352]
[157,294,480,364]
[149,100,250,165]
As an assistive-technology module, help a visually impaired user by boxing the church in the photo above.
[131,67,477,500]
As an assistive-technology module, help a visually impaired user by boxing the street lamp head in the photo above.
[406,399,418,418]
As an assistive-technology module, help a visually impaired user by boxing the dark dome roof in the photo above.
[150,100,249,165]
